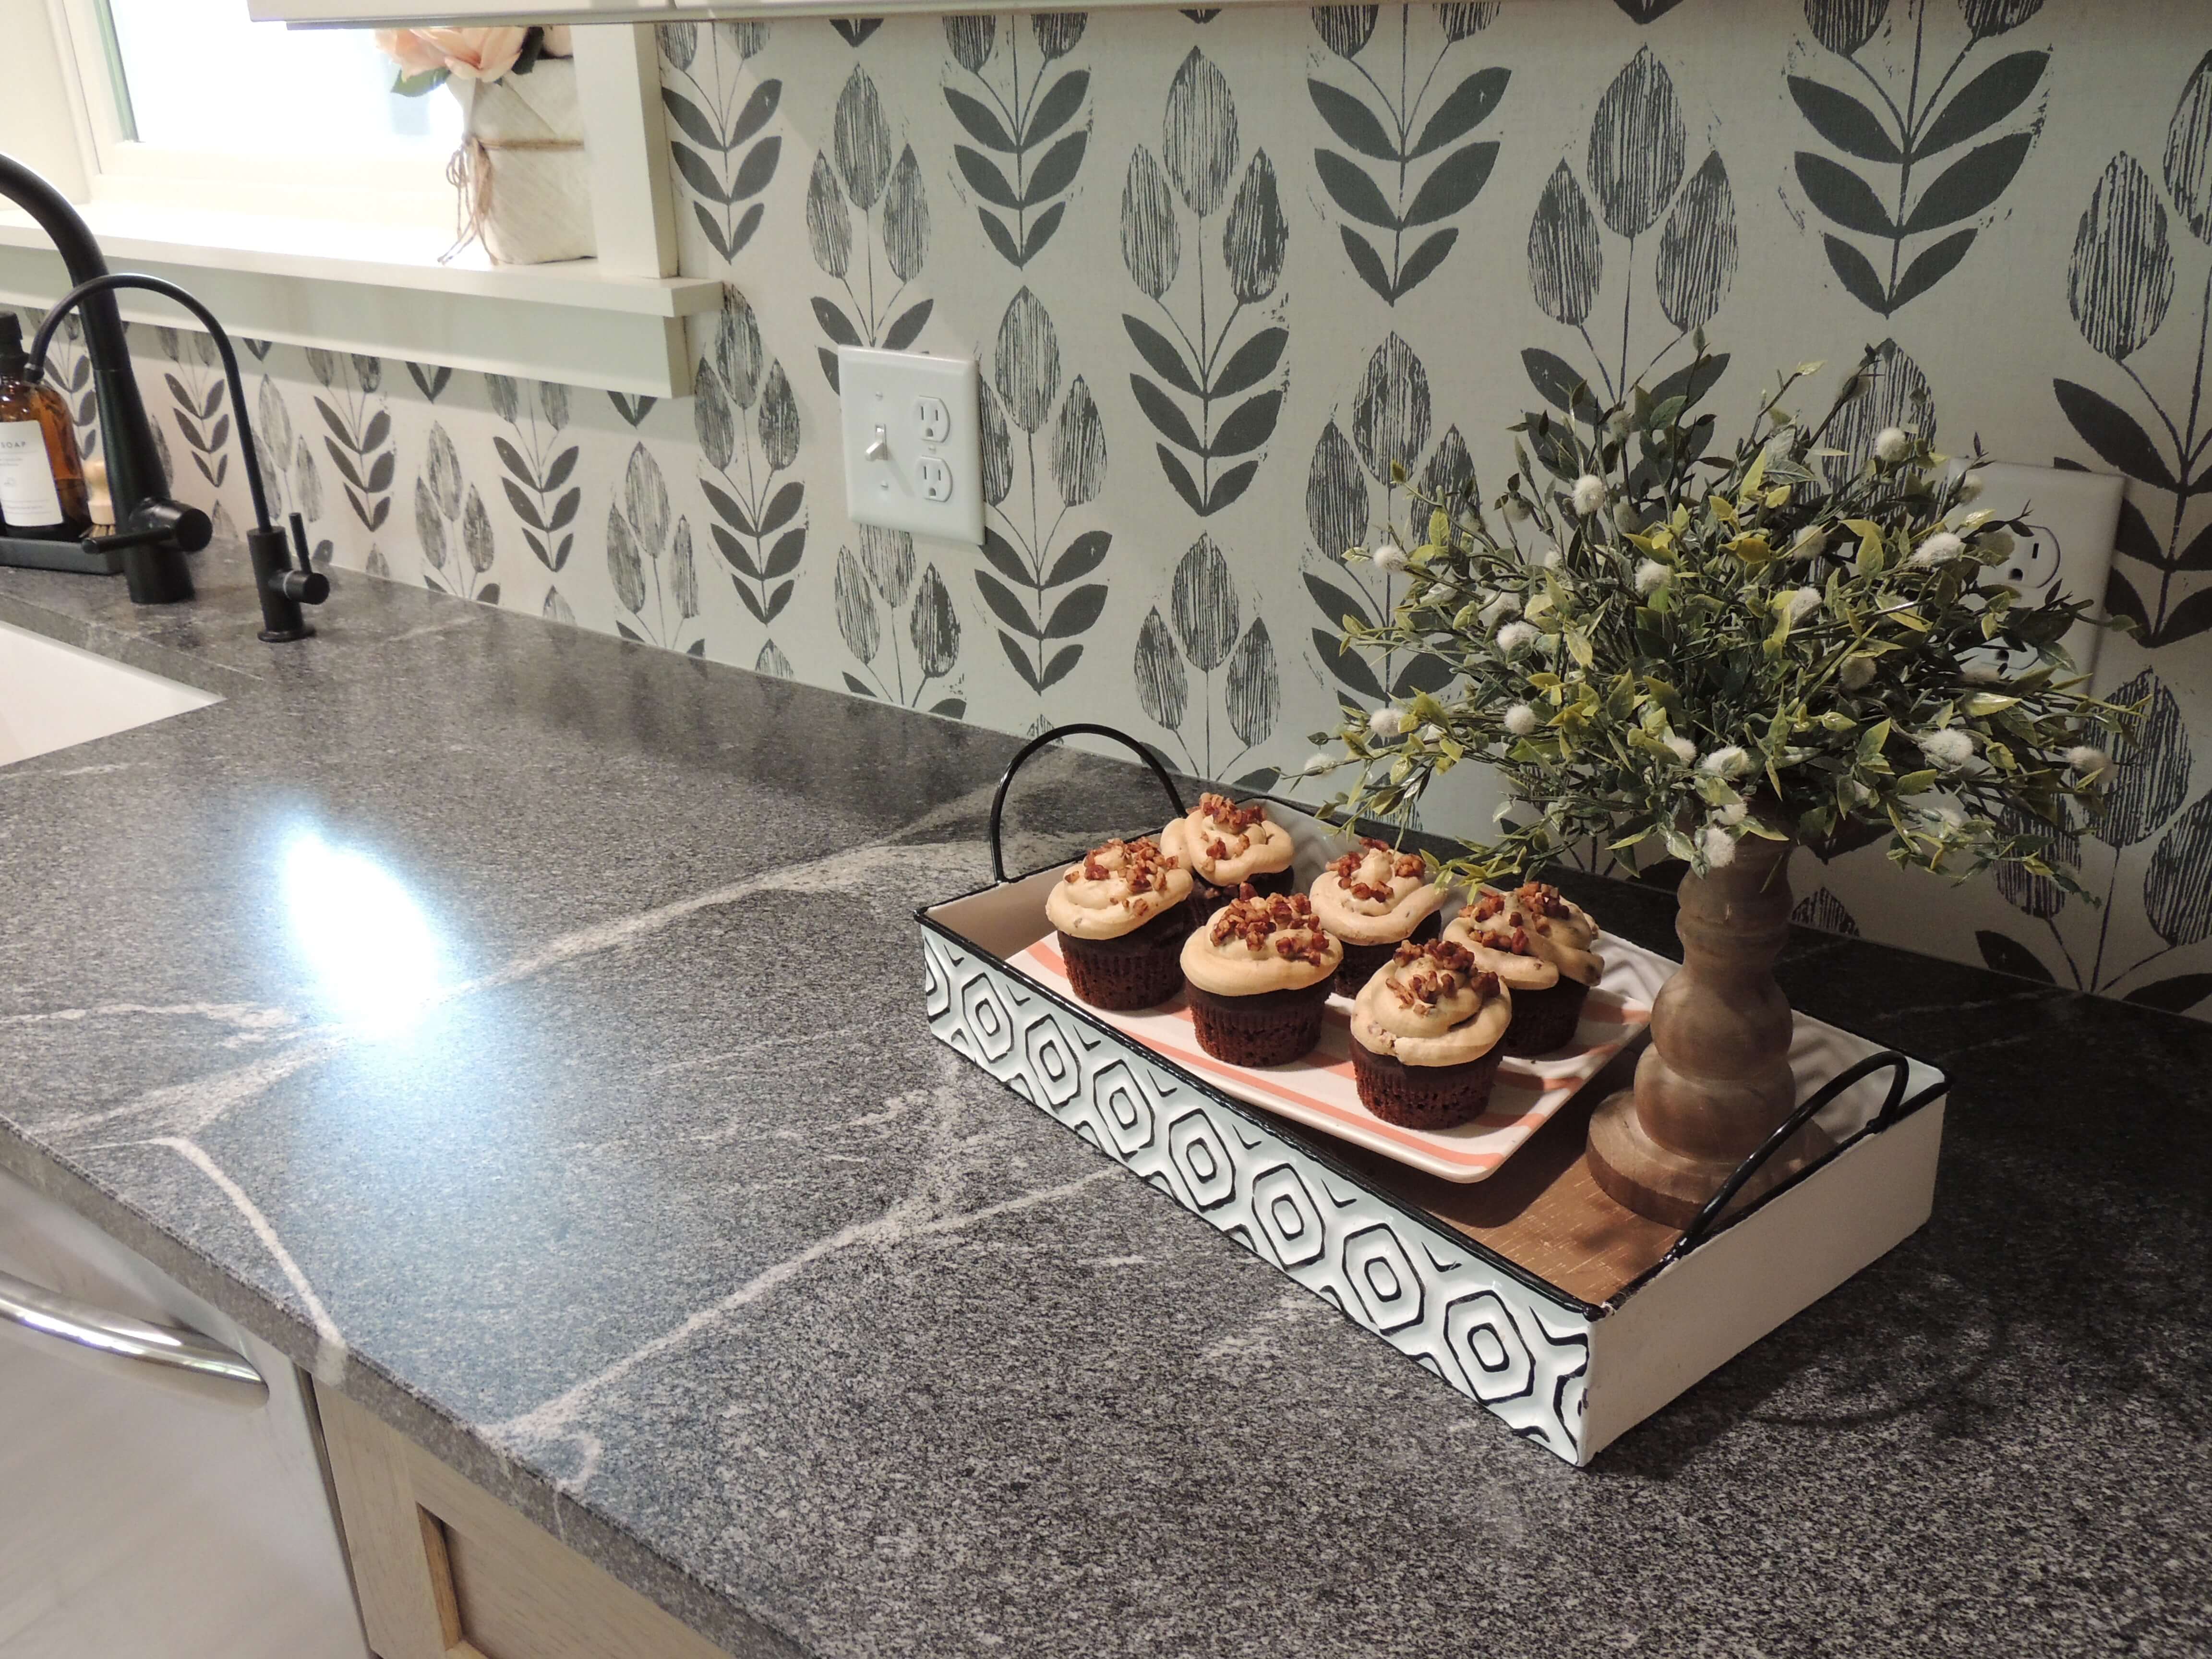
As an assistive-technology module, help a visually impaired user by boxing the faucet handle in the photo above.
[245,516,325,641]
[280,512,328,605]
[275,568,330,605]
[84,499,213,556]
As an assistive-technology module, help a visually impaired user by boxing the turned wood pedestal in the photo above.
[1587,833,1826,1228]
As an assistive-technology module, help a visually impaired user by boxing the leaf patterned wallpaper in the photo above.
[22,0,2212,1019]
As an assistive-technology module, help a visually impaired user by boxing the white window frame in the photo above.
[57,0,463,230]
[0,0,720,395]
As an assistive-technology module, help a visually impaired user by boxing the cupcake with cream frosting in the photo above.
[1046,837,1194,1011]
[1310,837,1447,997]
[1161,793,1296,921]
[1348,939,1511,1130]
[1179,885,1344,1066]
[1443,881,1603,1055]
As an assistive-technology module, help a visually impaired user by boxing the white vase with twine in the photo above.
[449,58,594,266]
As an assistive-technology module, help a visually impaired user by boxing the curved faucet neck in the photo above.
[0,151,188,604]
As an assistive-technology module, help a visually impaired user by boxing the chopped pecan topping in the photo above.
[1469,924,1534,956]
[1328,837,1427,894]
[1385,939,1493,1009]
[1209,886,1332,965]
[1470,890,1506,924]
[1514,880,1570,920]
[1195,792,1267,835]
[1070,836,1179,900]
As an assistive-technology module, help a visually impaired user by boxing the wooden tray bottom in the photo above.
[1314,1046,1676,1307]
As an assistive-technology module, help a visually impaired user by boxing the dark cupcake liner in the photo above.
[1349,1040,1504,1130]
[1500,976,1591,1056]
[1328,912,1442,998]
[1058,905,1191,1012]
[1186,979,1332,1067]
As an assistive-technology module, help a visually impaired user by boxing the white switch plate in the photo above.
[838,348,982,544]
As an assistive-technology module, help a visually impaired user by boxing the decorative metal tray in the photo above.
[918,726,1950,1465]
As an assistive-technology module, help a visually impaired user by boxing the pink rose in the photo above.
[374,29,449,78]
[375,27,530,84]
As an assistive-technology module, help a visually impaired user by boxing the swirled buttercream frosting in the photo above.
[1443,882,1603,988]
[1310,838,1445,945]
[1350,940,1510,1067]
[1046,838,1192,939]
[1179,885,1342,995]
[1161,793,1295,887]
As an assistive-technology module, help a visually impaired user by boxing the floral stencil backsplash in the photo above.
[20,0,2212,1019]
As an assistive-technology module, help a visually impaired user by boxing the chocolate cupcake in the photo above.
[1046,837,1194,1011]
[1161,793,1296,922]
[1443,881,1604,1056]
[1309,837,1447,997]
[1348,939,1511,1130]
[1179,886,1344,1067]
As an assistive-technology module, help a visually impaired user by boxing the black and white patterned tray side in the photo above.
[923,926,1596,1465]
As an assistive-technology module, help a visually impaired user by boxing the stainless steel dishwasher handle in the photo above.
[0,1266,267,1406]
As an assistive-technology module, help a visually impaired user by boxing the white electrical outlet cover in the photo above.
[838,348,983,545]
[1966,461,2124,679]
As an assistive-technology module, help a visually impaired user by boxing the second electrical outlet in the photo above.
[837,347,983,545]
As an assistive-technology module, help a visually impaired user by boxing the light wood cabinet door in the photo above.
[315,1383,733,1659]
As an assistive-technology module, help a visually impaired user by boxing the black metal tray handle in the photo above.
[988,723,1190,885]
[1662,1050,1915,1263]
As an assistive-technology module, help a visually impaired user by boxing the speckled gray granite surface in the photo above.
[2,549,2207,1659]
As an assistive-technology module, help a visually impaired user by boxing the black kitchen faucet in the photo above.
[0,152,327,642]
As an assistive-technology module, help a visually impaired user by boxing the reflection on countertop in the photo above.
[2,547,2207,1659]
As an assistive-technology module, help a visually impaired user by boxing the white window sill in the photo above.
[0,202,722,396]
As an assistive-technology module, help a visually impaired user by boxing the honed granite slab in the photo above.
[2,549,2207,1659]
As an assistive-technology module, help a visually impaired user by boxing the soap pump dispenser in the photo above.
[0,313,91,541]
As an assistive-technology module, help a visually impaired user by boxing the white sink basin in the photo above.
[0,620,221,767]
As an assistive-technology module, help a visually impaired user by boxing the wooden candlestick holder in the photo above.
[1587,832,1827,1227]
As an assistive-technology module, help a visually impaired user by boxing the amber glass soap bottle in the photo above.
[0,314,92,541]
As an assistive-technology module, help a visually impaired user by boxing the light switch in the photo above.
[837,347,982,545]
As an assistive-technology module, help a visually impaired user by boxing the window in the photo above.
[100,1,462,157]
[61,0,460,233]
[0,7,713,396]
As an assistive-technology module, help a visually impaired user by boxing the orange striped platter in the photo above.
[1011,935,1669,1183]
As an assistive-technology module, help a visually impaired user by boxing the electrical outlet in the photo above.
[1953,461,2123,678]
[838,348,982,544]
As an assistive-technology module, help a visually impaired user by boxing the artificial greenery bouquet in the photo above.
[1314,345,2126,892]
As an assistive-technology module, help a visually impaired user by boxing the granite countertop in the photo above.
[2,549,2207,1659]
